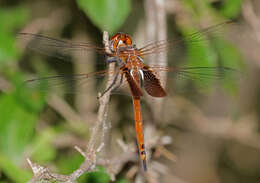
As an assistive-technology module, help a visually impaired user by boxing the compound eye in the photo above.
[110,33,121,41]
[125,37,132,45]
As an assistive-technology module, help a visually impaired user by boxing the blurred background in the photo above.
[1,0,260,182]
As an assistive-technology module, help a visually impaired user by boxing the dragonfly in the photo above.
[19,20,235,171]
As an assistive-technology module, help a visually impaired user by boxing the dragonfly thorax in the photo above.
[108,33,144,67]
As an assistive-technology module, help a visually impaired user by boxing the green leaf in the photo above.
[85,167,110,183]
[77,0,131,33]
[214,38,244,70]
[213,37,245,93]
[220,0,243,18]
[0,94,36,163]
[0,32,18,62]
[0,6,29,33]
[181,27,218,89]
[57,153,84,174]
[0,154,32,183]
[9,71,47,113]
[186,37,217,67]
[0,73,46,163]
[30,128,57,163]
[175,21,244,94]
[0,6,29,62]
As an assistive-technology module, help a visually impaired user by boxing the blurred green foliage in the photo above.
[220,0,243,18]
[0,0,245,182]
[76,0,131,33]
[0,6,28,62]
[175,0,244,93]
[0,155,31,183]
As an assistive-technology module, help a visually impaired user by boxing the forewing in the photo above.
[138,21,233,57]
[18,33,106,62]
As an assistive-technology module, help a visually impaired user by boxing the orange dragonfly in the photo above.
[19,21,235,171]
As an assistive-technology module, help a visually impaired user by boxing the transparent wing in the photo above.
[18,33,106,62]
[150,65,239,88]
[23,70,113,95]
[137,21,233,56]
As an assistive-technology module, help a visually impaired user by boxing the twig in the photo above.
[74,146,86,157]
[47,94,84,126]
[27,158,74,183]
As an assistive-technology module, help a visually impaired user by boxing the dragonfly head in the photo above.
[109,33,133,52]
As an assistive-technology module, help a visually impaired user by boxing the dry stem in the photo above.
[144,0,168,120]
[242,0,260,42]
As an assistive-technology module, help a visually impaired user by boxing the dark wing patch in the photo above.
[143,68,166,97]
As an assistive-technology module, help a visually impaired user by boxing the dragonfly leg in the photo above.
[98,70,120,99]
[106,54,124,66]
[106,56,118,63]
[110,72,124,92]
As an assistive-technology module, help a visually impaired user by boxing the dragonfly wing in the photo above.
[18,33,105,62]
[142,66,167,97]
[138,21,233,57]
[150,65,239,89]
[24,70,112,95]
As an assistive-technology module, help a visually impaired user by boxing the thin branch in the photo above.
[47,93,84,126]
